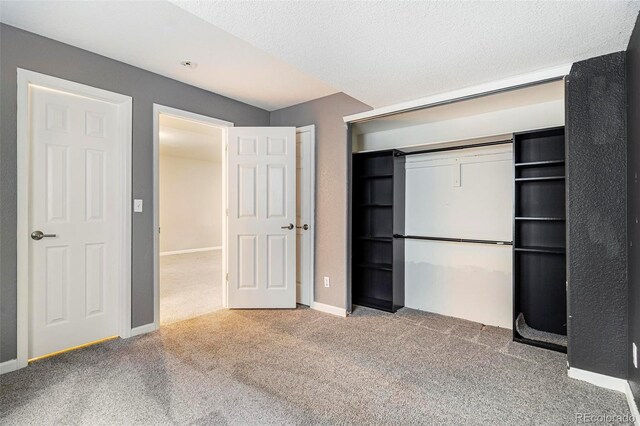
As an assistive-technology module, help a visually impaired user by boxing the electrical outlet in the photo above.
[634,343,638,369]
[323,277,330,288]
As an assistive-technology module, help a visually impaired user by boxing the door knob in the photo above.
[296,224,309,230]
[281,223,294,230]
[31,230,57,240]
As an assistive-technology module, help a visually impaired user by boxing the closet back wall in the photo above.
[355,81,565,153]
[0,24,270,362]
[404,145,513,328]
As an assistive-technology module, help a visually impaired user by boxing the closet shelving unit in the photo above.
[351,150,405,312]
[513,127,567,352]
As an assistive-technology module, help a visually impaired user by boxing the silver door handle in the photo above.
[296,224,309,230]
[281,223,294,230]
[31,231,57,240]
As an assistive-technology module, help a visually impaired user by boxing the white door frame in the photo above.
[152,104,233,329]
[15,69,133,370]
[296,125,316,306]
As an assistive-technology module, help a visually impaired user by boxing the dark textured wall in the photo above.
[566,52,628,378]
[0,24,269,362]
[627,14,640,402]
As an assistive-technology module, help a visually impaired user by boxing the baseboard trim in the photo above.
[0,358,20,375]
[625,382,640,426]
[160,246,221,256]
[311,301,347,317]
[567,367,627,393]
[130,323,158,337]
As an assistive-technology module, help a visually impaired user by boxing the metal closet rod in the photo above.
[393,234,513,246]
[394,139,512,157]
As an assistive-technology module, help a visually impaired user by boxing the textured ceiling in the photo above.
[172,0,640,108]
[0,0,337,110]
[2,1,639,111]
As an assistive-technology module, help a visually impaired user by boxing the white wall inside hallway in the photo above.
[159,115,223,253]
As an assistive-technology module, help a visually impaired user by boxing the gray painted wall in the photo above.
[0,24,269,362]
[270,94,371,308]
[566,52,628,378]
[627,13,640,403]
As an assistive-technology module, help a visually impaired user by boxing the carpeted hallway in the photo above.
[0,306,632,425]
[160,250,223,325]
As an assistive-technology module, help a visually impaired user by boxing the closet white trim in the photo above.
[567,367,627,393]
[625,382,640,426]
[343,64,571,123]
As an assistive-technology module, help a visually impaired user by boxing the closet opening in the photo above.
[348,79,567,352]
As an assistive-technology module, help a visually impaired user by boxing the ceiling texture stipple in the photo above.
[171,0,640,108]
[2,1,640,110]
[0,0,338,111]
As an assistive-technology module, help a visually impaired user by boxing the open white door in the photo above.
[227,127,297,308]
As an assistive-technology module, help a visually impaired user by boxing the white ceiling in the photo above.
[159,115,222,162]
[0,0,337,111]
[2,1,639,111]
[172,0,640,108]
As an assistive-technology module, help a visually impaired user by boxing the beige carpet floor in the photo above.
[0,306,632,425]
[160,250,222,325]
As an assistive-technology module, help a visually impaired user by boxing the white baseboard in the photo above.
[0,358,21,375]
[625,382,640,426]
[568,367,627,393]
[130,323,158,337]
[160,246,221,256]
[311,301,347,317]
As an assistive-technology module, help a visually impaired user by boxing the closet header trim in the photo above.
[395,139,512,157]
[343,64,571,124]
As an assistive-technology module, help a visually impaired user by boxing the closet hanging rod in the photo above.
[393,234,513,246]
[394,139,512,157]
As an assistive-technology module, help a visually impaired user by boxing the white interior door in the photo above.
[227,127,297,308]
[29,85,123,358]
[296,126,314,306]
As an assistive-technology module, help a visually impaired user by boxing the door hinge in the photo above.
[226,273,229,282]
[226,208,228,217]
[158,227,161,234]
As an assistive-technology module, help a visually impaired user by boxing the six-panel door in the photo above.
[29,86,122,358]
[227,127,296,308]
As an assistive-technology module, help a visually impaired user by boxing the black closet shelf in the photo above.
[515,160,565,168]
[355,262,393,272]
[515,176,565,182]
[353,296,394,312]
[352,150,405,313]
[513,126,567,354]
[356,236,393,242]
[513,336,567,353]
[357,174,393,179]
[515,217,565,221]
[515,246,566,254]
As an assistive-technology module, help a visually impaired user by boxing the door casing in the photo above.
[296,125,316,307]
[16,69,133,370]
[152,104,233,330]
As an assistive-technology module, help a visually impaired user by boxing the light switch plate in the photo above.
[134,199,143,213]
[324,277,330,288]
